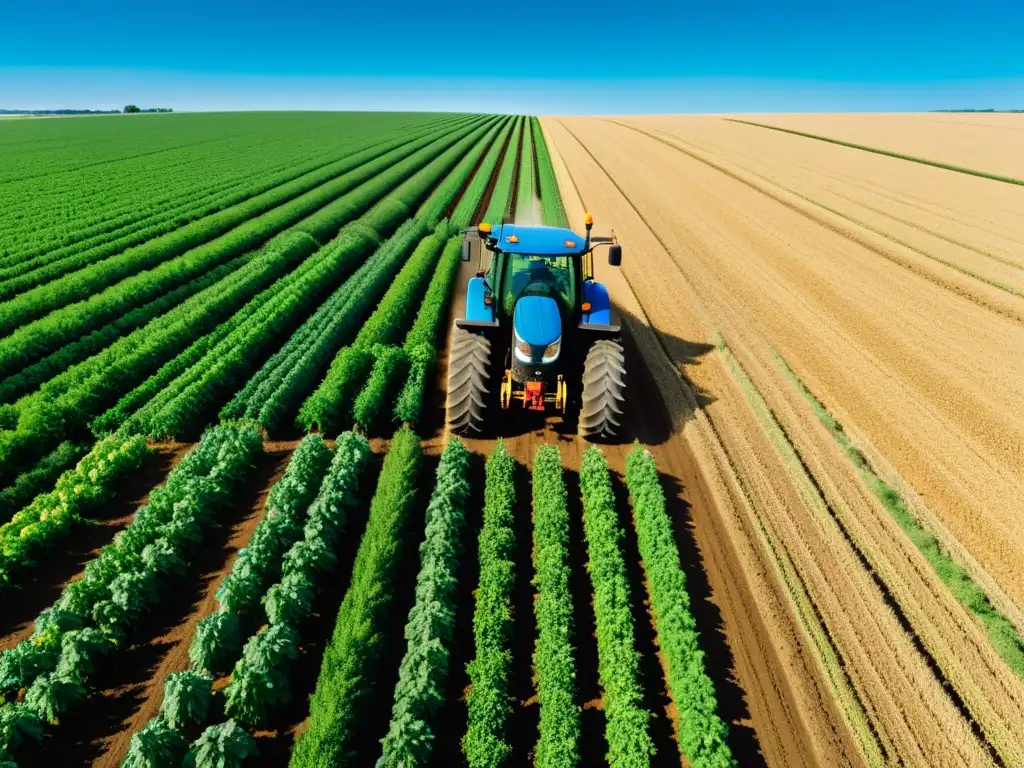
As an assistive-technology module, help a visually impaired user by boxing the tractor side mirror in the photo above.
[461,239,472,262]
[608,244,622,267]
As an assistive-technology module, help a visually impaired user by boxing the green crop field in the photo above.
[0,112,733,768]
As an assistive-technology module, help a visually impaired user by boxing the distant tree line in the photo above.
[931,108,1023,113]
[0,108,122,115]
[123,105,174,113]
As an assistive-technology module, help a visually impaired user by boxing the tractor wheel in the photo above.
[446,327,491,434]
[580,339,626,440]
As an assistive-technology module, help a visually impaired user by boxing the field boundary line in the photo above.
[723,119,1024,187]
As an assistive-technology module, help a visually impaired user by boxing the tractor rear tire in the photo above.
[580,339,626,440]
[446,327,491,434]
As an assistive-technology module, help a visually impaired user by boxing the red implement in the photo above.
[524,381,545,411]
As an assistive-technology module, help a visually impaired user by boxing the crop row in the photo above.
[300,225,448,434]
[531,446,581,767]
[0,425,262,761]
[218,117,501,433]
[0,252,249,406]
[450,117,516,231]
[0,113,457,262]
[0,232,314,486]
[220,220,429,431]
[361,232,463,429]
[624,446,736,767]
[0,441,87,523]
[121,432,375,766]
[463,440,517,767]
[515,117,538,219]
[0,115,482,377]
[0,435,149,591]
[531,117,569,228]
[378,437,472,766]
[118,117,496,439]
[579,447,655,766]
[291,427,423,767]
[482,116,525,224]
[0,140,368,302]
[0,118,489,484]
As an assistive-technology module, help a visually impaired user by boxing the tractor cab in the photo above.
[448,215,627,439]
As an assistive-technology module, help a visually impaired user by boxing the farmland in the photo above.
[0,109,1022,767]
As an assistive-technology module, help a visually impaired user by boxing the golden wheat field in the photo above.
[541,113,1024,767]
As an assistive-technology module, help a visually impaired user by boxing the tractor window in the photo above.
[502,253,575,315]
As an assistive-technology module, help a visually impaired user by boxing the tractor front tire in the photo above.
[446,327,491,434]
[580,339,626,440]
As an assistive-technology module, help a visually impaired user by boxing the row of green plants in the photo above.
[0,253,248,406]
[115,118,495,439]
[481,116,524,224]
[221,117,504,435]
[624,445,736,767]
[115,225,384,439]
[355,118,520,431]
[0,117,477,354]
[361,233,462,430]
[0,434,149,590]
[0,122,445,302]
[377,437,472,766]
[222,220,429,433]
[0,112,452,260]
[0,441,87,523]
[121,433,377,766]
[531,117,570,229]
[515,118,538,218]
[578,447,655,766]
[463,440,517,767]
[298,225,449,434]
[530,446,581,768]
[0,425,262,761]
[291,427,423,767]
[0,120,488,463]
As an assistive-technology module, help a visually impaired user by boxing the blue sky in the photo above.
[2,0,1022,112]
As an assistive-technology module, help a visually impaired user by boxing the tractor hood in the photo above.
[488,224,585,256]
[513,296,561,347]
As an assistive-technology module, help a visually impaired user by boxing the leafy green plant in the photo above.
[161,671,214,731]
[291,427,423,767]
[579,447,654,767]
[390,232,464,427]
[24,671,85,724]
[379,437,472,766]
[463,440,517,768]
[531,445,580,767]
[0,434,150,590]
[625,445,735,767]
[0,703,43,751]
[122,715,188,768]
[223,624,300,727]
[185,720,259,768]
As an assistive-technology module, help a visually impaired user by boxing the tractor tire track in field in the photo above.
[544,114,1024,765]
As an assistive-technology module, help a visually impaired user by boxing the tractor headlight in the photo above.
[516,337,532,358]
[542,338,561,363]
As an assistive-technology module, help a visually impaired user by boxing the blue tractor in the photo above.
[446,214,626,439]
